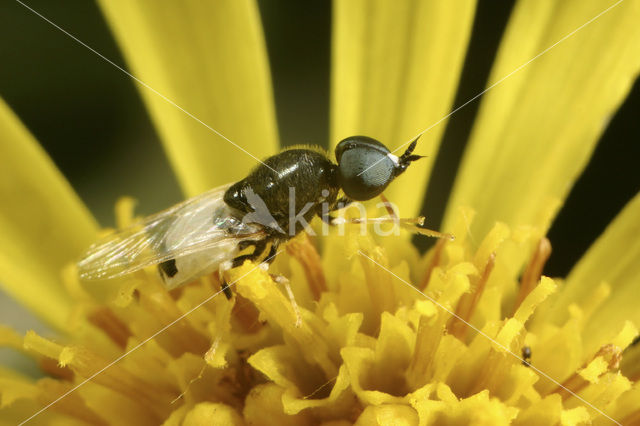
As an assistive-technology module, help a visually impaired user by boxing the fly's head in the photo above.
[334,135,423,201]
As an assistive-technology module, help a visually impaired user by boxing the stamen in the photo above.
[420,237,448,290]
[24,331,176,420]
[378,193,397,218]
[58,346,176,420]
[621,336,640,381]
[232,294,264,333]
[138,288,210,355]
[36,378,108,425]
[286,234,327,300]
[470,348,510,397]
[514,238,551,313]
[87,308,132,349]
[550,344,622,400]
[39,357,74,381]
[449,253,496,340]
[622,410,640,426]
[406,313,446,389]
[359,249,396,318]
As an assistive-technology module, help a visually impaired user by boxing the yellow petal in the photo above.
[560,406,590,426]
[182,402,244,426]
[514,395,562,426]
[0,369,37,409]
[331,0,476,216]
[412,389,519,426]
[98,0,279,196]
[512,276,557,325]
[552,192,640,354]
[0,99,97,330]
[572,373,631,421]
[233,267,336,375]
[604,382,640,426]
[444,0,640,238]
[354,404,418,426]
[281,365,353,417]
[243,383,313,426]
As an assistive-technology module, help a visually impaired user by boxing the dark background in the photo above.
[1,0,638,279]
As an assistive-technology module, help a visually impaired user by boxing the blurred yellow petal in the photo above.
[24,331,176,421]
[0,369,36,409]
[513,395,563,426]
[331,0,476,215]
[98,0,279,196]
[0,99,97,330]
[354,404,418,426]
[604,383,640,426]
[412,389,518,426]
[560,406,590,426]
[0,374,84,426]
[243,383,313,426]
[550,192,640,353]
[341,312,414,404]
[182,402,243,426]
[444,0,640,238]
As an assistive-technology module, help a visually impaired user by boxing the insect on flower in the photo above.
[78,135,449,298]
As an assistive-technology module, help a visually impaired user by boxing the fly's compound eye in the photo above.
[335,135,424,201]
[335,136,397,201]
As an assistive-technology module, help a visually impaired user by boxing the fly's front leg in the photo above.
[320,196,354,226]
[322,194,454,240]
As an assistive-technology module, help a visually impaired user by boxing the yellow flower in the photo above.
[2,1,640,425]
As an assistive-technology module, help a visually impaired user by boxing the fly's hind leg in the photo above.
[218,262,234,300]
[262,241,280,265]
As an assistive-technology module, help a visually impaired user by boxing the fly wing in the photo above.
[77,184,265,280]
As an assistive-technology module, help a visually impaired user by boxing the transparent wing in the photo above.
[77,184,265,280]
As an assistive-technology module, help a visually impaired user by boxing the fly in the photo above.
[77,135,449,298]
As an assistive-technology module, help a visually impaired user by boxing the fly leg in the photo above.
[320,196,353,226]
[232,239,268,268]
[331,216,453,239]
[262,241,280,265]
[322,194,454,240]
[220,239,269,299]
[218,262,234,300]
[269,273,302,327]
[260,240,300,326]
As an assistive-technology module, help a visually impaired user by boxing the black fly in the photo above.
[78,136,436,298]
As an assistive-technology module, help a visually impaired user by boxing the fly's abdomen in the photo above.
[156,202,258,289]
[158,241,239,290]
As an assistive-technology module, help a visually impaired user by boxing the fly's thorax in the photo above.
[223,149,340,237]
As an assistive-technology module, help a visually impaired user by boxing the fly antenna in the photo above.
[399,135,425,165]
